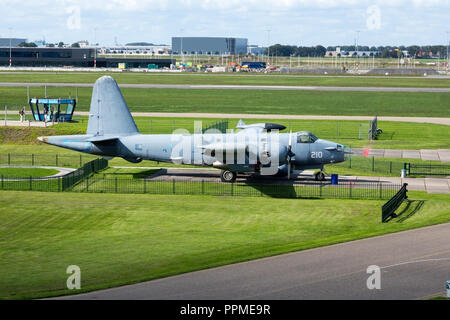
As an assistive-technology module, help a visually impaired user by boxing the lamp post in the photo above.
[266,29,271,65]
[446,31,449,73]
[8,27,12,67]
[94,27,97,68]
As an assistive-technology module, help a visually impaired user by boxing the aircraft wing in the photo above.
[198,142,249,152]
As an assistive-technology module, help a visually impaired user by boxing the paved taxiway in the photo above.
[56,222,450,300]
[1,82,450,93]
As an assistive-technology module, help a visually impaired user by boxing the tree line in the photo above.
[265,44,449,58]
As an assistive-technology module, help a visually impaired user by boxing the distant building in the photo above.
[0,38,27,47]
[326,50,378,57]
[172,37,248,55]
[0,47,174,68]
[247,45,266,56]
[76,41,89,48]
[100,45,171,55]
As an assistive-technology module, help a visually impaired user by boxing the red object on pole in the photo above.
[9,57,11,67]
[94,57,96,68]
[363,148,370,157]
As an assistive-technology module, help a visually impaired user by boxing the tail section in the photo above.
[87,76,139,136]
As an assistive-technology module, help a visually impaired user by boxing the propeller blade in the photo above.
[288,130,292,149]
[288,161,291,180]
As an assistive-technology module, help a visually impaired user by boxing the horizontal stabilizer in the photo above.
[236,120,286,132]
[86,136,119,143]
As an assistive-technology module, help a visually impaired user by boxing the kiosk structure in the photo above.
[29,98,76,122]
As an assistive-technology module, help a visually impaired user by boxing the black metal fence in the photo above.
[61,158,108,191]
[69,176,401,200]
[335,155,405,176]
[0,158,108,192]
[382,183,408,222]
[0,153,97,168]
[404,163,450,176]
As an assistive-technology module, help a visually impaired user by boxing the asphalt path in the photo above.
[56,222,450,300]
[1,82,450,92]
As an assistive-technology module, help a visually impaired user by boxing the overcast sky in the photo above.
[0,0,449,47]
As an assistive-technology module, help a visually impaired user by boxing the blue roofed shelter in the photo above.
[29,98,76,122]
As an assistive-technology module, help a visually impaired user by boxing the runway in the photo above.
[57,222,450,300]
[1,81,450,93]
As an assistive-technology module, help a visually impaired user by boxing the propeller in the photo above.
[287,130,295,179]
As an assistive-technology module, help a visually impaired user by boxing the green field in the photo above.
[2,86,450,117]
[0,167,58,178]
[0,72,450,88]
[0,190,448,299]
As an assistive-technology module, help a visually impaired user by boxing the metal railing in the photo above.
[0,153,97,168]
[404,163,450,176]
[0,158,108,192]
[70,176,401,200]
[61,158,108,191]
[382,183,408,222]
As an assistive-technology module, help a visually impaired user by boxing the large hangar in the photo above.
[0,47,174,68]
[172,37,248,55]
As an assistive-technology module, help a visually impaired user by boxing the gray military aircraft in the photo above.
[38,76,346,182]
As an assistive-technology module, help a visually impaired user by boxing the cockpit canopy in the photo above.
[296,131,319,143]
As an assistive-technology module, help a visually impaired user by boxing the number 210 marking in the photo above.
[311,151,323,159]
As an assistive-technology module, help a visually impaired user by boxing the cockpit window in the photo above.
[297,132,318,143]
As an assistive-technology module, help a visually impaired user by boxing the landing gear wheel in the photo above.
[220,170,237,183]
[315,171,326,181]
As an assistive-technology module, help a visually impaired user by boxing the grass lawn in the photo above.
[0,167,58,178]
[2,86,450,117]
[0,72,449,88]
[0,190,448,299]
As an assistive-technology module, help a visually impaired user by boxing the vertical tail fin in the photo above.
[87,76,139,136]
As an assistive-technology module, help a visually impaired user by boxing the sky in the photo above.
[0,0,449,47]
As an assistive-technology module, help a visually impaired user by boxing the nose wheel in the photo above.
[220,170,237,183]
[314,171,326,181]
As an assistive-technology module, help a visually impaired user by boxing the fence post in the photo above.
[115,177,118,193]
[1,174,3,189]
[202,179,204,195]
[231,182,234,196]
[172,179,175,194]
[86,176,89,192]
[29,176,32,191]
[56,154,58,166]
[389,161,392,174]
[80,154,82,167]
[349,153,352,168]
[349,182,352,198]
[379,183,383,199]
[8,153,10,166]
[58,177,61,192]
[320,183,323,197]
[372,156,375,172]
[32,154,34,166]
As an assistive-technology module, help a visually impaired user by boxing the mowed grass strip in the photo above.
[0,190,448,299]
[2,86,450,117]
[0,72,449,88]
